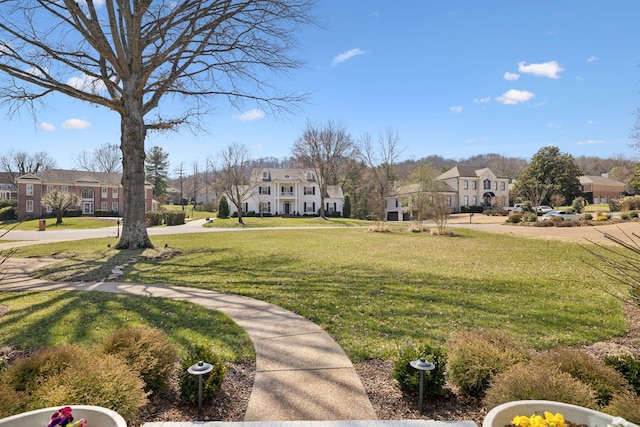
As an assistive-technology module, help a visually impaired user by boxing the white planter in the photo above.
[0,405,127,427]
[483,400,638,427]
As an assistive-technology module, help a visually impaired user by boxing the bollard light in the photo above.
[187,361,213,419]
[410,357,435,415]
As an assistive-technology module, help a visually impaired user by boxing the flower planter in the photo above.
[483,400,638,427]
[0,405,127,427]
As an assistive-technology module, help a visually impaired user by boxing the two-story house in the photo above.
[0,172,17,200]
[579,175,626,204]
[15,169,153,220]
[228,168,344,216]
[385,166,511,220]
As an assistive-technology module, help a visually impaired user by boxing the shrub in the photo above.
[556,219,579,227]
[550,216,563,225]
[618,196,640,212]
[506,213,521,224]
[572,196,588,213]
[0,344,147,421]
[64,208,82,217]
[217,195,229,218]
[630,210,639,219]
[392,340,446,398]
[583,213,593,220]
[525,213,537,222]
[94,209,109,217]
[604,354,640,395]
[445,329,531,396]
[0,206,16,221]
[535,348,629,406]
[163,211,185,226]
[484,362,597,410]
[145,211,164,226]
[178,345,226,404]
[97,327,179,393]
[604,391,640,424]
[533,219,555,227]
[620,212,630,220]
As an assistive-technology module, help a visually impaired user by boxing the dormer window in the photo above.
[262,171,269,180]
[305,171,313,180]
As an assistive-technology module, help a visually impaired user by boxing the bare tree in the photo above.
[359,128,403,223]
[213,143,256,225]
[292,120,354,218]
[406,163,447,228]
[41,189,80,225]
[0,150,57,189]
[0,1,314,249]
[75,143,122,173]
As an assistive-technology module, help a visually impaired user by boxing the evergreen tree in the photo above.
[145,146,170,198]
[218,195,230,219]
[514,146,582,205]
[343,194,351,218]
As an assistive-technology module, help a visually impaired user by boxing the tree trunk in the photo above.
[116,95,153,249]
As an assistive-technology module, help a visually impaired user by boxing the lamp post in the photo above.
[116,218,120,238]
[187,361,213,419]
[410,357,435,415]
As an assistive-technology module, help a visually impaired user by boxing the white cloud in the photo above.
[332,48,367,66]
[39,122,56,131]
[62,118,91,129]
[518,61,564,79]
[67,73,106,94]
[233,109,265,122]
[449,105,463,114]
[474,97,491,104]
[503,72,520,81]
[496,89,535,105]
[577,139,604,146]
[587,55,600,63]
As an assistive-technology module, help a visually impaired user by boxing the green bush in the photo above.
[64,208,82,217]
[604,391,640,424]
[392,340,446,398]
[178,345,226,404]
[217,195,229,219]
[97,327,179,393]
[484,362,597,410]
[0,344,147,421]
[525,213,537,222]
[620,212,630,220]
[535,348,629,406]
[163,211,185,226]
[145,211,164,226]
[583,213,593,220]
[94,209,109,217]
[0,206,16,221]
[445,329,531,396]
[630,210,639,219]
[604,354,640,395]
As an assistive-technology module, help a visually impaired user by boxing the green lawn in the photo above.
[2,216,118,231]
[10,227,627,362]
[204,216,372,228]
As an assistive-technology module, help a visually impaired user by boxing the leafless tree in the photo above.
[41,189,80,225]
[75,143,122,173]
[0,0,314,249]
[292,120,354,218]
[359,127,403,223]
[213,143,256,225]
[406,163,448,230]
[0,150,57,189]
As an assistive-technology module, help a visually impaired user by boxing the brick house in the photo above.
[579,175,626,204]
[16,169,153,220]
[0,172,17,200]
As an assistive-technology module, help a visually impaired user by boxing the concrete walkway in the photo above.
[0,258,377,422]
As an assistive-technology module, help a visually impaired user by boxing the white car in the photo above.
[535,205,554,215]
[541,210,582,221]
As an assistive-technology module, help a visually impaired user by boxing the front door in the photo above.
[83,201,94,214]
[283,202,291,215]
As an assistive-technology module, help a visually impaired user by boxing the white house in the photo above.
[228,168,344,216]
[385,166,510,220]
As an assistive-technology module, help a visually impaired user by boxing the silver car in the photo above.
[541,210,582,221]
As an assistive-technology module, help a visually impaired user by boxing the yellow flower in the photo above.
[511,412,565,427]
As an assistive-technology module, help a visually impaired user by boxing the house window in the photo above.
[259,202,271,213]
[112,188,118,198]
[26,200,33,212]
[463,195,469,205]
[102,188,108,197]
[81,188,94,199]
[472,196,478,206]
[46,205,53,213]
[112,202,119,213]
[242,202,249,213]
[484,179,491,190]
[494,181,498,190]
[281,186,293,196]
[472,181,477,190]
[501,182,506,191]
[259,186,271,195]
[101,202,108,210]
[303,186,315,195]
[262,171,269,179]
[463,180,468,190]
[61,185,68,192]
[305,171,313,180]
[26,184,33,196]
[46,185,54,193]
[303,202,315,213]
[447,196,452,206]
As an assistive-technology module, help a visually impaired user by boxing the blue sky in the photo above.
[3,1,640,172]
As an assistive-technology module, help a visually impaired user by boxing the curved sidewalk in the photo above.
[0,258,377,422]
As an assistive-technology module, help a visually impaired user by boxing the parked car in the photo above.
[534,205,554,215]
[541,210,582,221]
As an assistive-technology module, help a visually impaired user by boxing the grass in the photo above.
[2,216,118,231]
[0,290,254,362]
[10,227,628,362]
[203,216,372,228]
